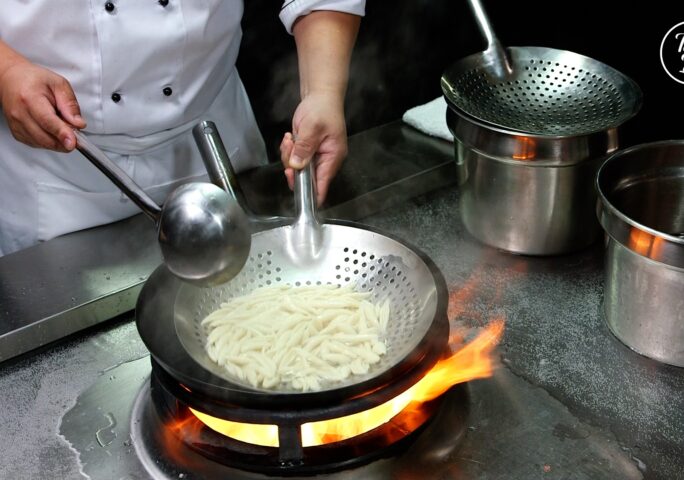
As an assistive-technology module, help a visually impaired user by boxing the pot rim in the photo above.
[445,100,614,141]
[596,140,684,269]
[446,105,619,167]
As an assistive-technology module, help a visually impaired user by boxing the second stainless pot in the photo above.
[597,141,684,367]
[447,107,618,255]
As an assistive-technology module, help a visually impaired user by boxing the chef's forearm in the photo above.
[0,40,30,84]
[292,10,360,103]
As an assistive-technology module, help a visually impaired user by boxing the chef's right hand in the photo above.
[0,60,86,152]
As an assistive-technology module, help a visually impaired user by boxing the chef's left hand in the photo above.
[279,92,347,206]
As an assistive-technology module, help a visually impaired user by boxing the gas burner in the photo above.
[146,359,465,476]
[63,332,506,480]
[128,358,469,478]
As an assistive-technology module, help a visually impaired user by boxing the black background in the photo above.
[237,1,684,161]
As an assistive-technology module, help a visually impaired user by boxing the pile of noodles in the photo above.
[202,284,389,392]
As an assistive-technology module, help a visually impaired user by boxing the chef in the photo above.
[0,0,363,256]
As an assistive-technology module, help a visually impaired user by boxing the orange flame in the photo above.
[159,412,209,471]
[188,319,504,447]
[410,318,504,403]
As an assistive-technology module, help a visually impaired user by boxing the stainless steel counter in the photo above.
[0,122,682,479]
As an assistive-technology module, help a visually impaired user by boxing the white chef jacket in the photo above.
[0,0,365,256]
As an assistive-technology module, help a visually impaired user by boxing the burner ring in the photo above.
[131,370,470,477]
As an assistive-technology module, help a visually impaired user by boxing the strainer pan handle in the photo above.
[292,161,323,253]
[466,0,512,76]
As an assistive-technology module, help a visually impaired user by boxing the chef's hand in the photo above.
[279,92,347,206]
[0,56,86,152]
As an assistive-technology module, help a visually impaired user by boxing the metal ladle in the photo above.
[74,130,251,287]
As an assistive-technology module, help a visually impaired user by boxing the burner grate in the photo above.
[148,361,469,475]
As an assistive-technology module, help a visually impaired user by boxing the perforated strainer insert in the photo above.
[173,223,439,394]
[442,46,642,136]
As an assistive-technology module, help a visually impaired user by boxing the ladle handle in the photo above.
[192,120,288,230]
[74,130,162,222]
[192,121,249,208]
[466,0,512,76]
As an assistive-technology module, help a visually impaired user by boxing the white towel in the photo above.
[401,97,453,142]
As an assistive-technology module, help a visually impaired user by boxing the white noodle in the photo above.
[201,284,390,392]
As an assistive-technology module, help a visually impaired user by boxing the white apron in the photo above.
[0,0,366,256]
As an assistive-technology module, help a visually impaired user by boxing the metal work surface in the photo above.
[366,188,684,479]
[0,121,455,362]
[1,179,682,478]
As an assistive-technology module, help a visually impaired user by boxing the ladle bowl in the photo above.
[158,182,251,286]
[74,130,250,287]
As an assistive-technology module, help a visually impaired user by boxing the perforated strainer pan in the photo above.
[441,0,642,136]
[135,123,449,408]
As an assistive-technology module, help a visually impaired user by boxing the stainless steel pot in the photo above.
[447,108,618,255]
[596,141,684,367]
[441,0,641,255]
